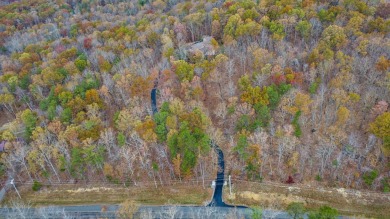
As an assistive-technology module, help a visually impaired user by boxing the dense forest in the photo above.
[0,0,389,192]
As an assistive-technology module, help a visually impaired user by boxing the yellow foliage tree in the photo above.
[103,163,115,179]
[169,98,185,116]
[135,117,157,143]
[283,91,312,116]
[172,154,182,179]
[336,106,350,126]
[294,92,312,115]
[241,86,269,106]
[369,112,390,152]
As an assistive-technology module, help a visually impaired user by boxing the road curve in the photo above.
[207,143,230,207]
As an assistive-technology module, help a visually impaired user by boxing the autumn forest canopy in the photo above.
[0,0,389,193]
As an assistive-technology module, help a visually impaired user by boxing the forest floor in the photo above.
[2,184,213,206]
[224,180,390,218]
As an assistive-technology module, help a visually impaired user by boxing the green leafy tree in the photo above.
[234,134,249,160]
[173,60,194,82]
[168,122,197,175]
[18,75,30,90]
[73,76,100,98]
[47,102,57,121]
[267,85,281,110]
[70,147,83,178]
[32,180,42,191]
[308,205,338,219]
[20,109,38,141]
[83,145,105,169]
[224,14,242,37]
[75,54,88,72]
[318,9,337,23]
[236,115,251,131]
[292,111,302,137]
[242,8,260,20]
[321,25,347,50]
[251,207,262,219]
[236,19,261,38]
[296,20,312,39]
[153,105,169,142]
[61,108,72,124]
[309,80,320,94]
[269,21,285,40]
[117,132,126,146]
[363,169,379,187]
[58,91,73,106]
[166,107,210,177]
[70,145,104,178]
[287,202,306,219]
[254,103,271,127]
[382,178,389,193]
[238,74,251,91]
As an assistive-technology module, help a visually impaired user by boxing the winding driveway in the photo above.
[207,144,230,207]
[151,79,245,208]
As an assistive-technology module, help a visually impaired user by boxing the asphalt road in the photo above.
[207,144,228,207]
[0,205,295,218]
[0,205,118,218]
[151,88,158,114]
[206,143,247,208]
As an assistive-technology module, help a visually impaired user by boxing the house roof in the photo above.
[188,36,216,56]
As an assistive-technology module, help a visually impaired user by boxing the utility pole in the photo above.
[10,179,21,199]
[229,175,232,196]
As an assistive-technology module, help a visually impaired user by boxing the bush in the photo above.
[382,178,389,193]
[32,180,42,191]
[117,132,126,146]
[75,54,88,72]
[308,205,338,219]
[251,207,262,219]
[363,169,378,187]
[309,81,319,94]
[287,202,306,219]
[227,106,235,115]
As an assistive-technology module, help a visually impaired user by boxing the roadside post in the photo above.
[10,179,21,199]
[229,175,232,195]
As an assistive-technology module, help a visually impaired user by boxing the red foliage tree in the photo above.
[286,176,294,184]
[83,37,92,50]
[271,73,286,85]
[286,72,304,86]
